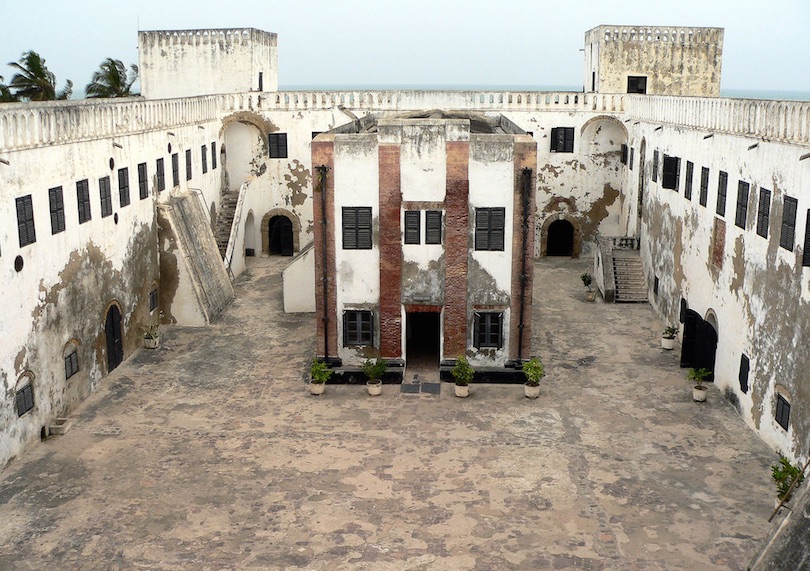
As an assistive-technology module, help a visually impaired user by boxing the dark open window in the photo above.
[426,210,442,244]
[77,179,91,223]
[211,142,217,170]
[735,181,749,228]
[118,167,130,207]
[550,127,574,153]
[156,158,166,192]
[475,207,505,251]
[185,149,192,181]
[684,161,694,200]
[699,167,709,207]
[342,207,372,249]
[344,310,373,346]
[780,196,798,251]
[662,155,680,191]
[716,171,728,216]
[171,153,179,187]
[627,76,647,94]
[149,288,158,311]
[621,144,628,165]
[15,383,34,417]
[803,210,810,267]
[629,147,634,171]
[99,176,112,218]
[137,163,148,200]
[474,312,503,349]
[404,211,420,244]
[269,133,288,158]
[65,350,79,380]
[739,354,750,394]
[757,189,771,238]
[776,394,791,431]
[652,151,659,182]
[49,186,65,235]
[201,145,208,174]
[16,195,36,247]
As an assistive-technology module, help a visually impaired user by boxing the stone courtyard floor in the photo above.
[0,256,779,570]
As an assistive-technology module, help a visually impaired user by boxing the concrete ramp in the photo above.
[158,193,234,326]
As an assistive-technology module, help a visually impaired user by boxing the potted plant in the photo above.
[662,326,677,350]
[688,367,710,402]
[310,358,332,395]
[581,273,595,302]
[362,357,386,396]
[451,355,474,398]
[142,313,162,349]
[772,455,805,504]
[522,357,544,399]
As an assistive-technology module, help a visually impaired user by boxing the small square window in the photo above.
[550,127,574,153]
[16,195,36,247]
[775,394,791,431]
[474,208,505,251]
[344,310,373,346]
[269,133,288,158]
[15,383,34,417]
[404,211,420,244]
[65,350,79,380]
[627,76,647,94]
[474,312,503,349]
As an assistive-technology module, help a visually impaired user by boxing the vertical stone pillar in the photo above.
[378,145,402,358]
[443,141,470,357]
[312,138,337,358]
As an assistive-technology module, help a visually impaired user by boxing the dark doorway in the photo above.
[547,220,574,256]
[406,312,441,370]
[105,305,123,373]
[268,215,293,256]
[680,309,717,381]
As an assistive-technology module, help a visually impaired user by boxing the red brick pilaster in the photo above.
[378,145,402,358]
[312,139,337,358]
[510,140,537,359]
[444,141,470,357]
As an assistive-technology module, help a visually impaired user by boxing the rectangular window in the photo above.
[65,350,79,380]
[201,145,208,174]
[77,179,91,223]
[699,167,709,207]
[739,354,749,394]
[342,207,372,249]
[269,133,288,158]
[171,153,179,187]
[550,127,574,153]
[156,158,166,192]
[684,161,694,200]
[137,163,148,200]
[185,149,192,181]
[652,151,659,182]
[629,147,634,171]
[15,383,34,417]
[716,171,728,216]
[620,144,628,165]
[16,195,36,247]
[474,207,505,251]
[776,394,791,431]
[474,312,503,349]
[211,142,217,170]
[343,310,373,346]
[735,181,750,229]
[627,75,647,94]
[149,288,158,311]
[404,211,420,244]
[99,176,112,218]
[662,155,680,191]
[49,186,65,235]
[426,210,442,244]
[757,189,771,238]
[803,210,810,267]
[118,167,130,207]
[780,196,798,251]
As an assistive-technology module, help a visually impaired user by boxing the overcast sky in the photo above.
[1,0,809,95]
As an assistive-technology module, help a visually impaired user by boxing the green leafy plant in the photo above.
[522,357,545,387]
[580,273,593,292]
[772,456,805,501]
[451,355,474,387]
[663,326,677,339]
[688,367,711,388]
[362,358,387,382]
[310,358,332,384]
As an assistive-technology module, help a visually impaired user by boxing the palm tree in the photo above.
[7,51,72,101]
[85,58,138,98]
[0,76,18,102]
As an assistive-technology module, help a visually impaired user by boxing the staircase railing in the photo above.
[223,181,248,278]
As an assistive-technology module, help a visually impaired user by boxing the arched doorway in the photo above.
[245,211,256,257]
[547,220,575,256]
[105,305,123,373]
[680,309,717,381]
[268,215,294,256]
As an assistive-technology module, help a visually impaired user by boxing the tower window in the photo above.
[49,186,65,235]
[780,196,798,251]
[627,76,647,94]
[550,127,574,153]
[269,133,288,158]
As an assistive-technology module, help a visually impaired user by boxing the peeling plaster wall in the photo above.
[632,122,810,461]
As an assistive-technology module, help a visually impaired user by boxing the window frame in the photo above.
[342,207,373,250]
[425,210,442,244]
[627,75,647,94]
[185,148,192,181]
[662,155,680,191]
[269,133,288,158]
[77,179,92,223]
[171,153,179,187]
[16,194,36,247]
[65,350,79,380]
[201,145,208,174]
[15,383,34,417]
[780,196,798,251]
[404,210,420,245]
[699,167,709,207]
[118,167,130,208]
[156,158,166,192]
[550,127,574,153]
[474,312,503,349]
[775,394,791,431]
[99,176,113,218]
[757,189,771,238]
[211,142,217,170]
[735,181,750,229]
[149,288,159,312]
[343,310,373,346]
[684,161,694,200]
[49,186,66,235]
[137,162,149,200]
[474,207,505,251]
[716,171,728,217]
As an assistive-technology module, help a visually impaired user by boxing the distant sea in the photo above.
[280,84,810,102]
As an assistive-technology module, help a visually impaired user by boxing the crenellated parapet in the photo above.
[591,26,723,46]
[138,28,277,48]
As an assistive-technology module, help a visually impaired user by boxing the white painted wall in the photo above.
[282,244,316,313]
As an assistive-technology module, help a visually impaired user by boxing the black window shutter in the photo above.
[342,208,357,249]
[739,354,750,394]
[802,209,810,266]
[490,208,505,250]
[621,144,628,164]
[781,197,798,251]
[404,211,420,244]
[357,207,372,248]
[652,151,659,182]
[564,128,574,152]
[757,189,771,238]
[473,312,481,347]
[475,209,490,250]
[426,211,442,244]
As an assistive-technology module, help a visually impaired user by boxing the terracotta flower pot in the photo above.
[143,336,159,349]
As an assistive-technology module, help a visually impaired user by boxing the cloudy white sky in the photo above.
[1,0,809,94]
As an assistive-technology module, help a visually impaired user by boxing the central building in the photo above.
[312,111,537,377]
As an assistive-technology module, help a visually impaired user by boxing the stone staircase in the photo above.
[612,251,648,303]
[214,191,239,258]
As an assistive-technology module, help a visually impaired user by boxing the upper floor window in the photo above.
[716,171,728,217]
[211,142,218,170]
[118,167,130,207]
[16,195,36,247]
[629,147,634,171]
[15,378,34,417]
[756,189,771,238]
[780,196,798,251]
[99,176,112,218]
[49,186,65,235]
[156,158,166,192]
[735,181,750,229]
[343,310,373,346]
[699,167,709,207]
[652,151,659,183]
[269,133,288,158]
[620,144,628,165]
[201,145,208,174]
[138,163,149,200]
[404,211,420,244]
[77,179,91,223]
[426,210,442,244]
[342,207,372,249]
[185,149,192,181]
[662,155,680,191]
[550,127,574,153]
[684,161,694,200]
[475,207,505,251]
[171,153,179,187]
[627,76,647,94]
